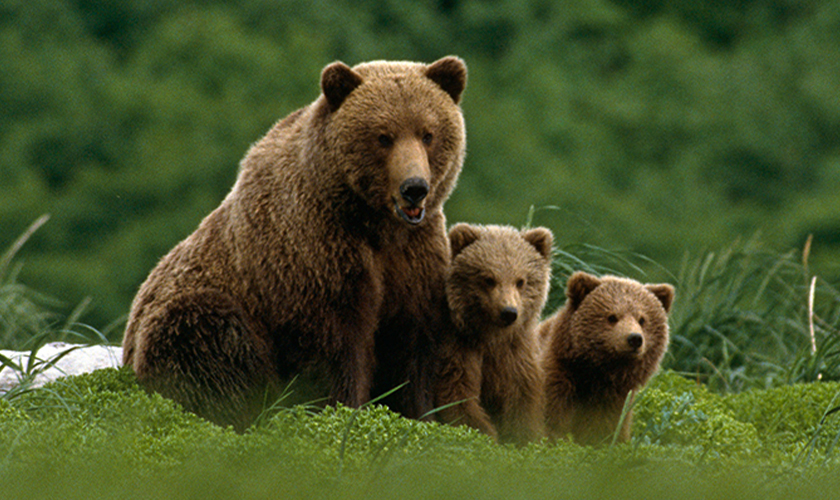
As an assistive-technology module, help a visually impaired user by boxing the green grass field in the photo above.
[2,368,840,499]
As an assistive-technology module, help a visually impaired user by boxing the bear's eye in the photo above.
[607,314,618,325]
[378,134,393,147]
[638,316,646,327]
[484,276,496,288]
[422,132,433,145]
[516,278,525,289]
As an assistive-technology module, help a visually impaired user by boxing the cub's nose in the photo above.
[627,333,644,350]
[500,306,518,326]
[400,177,429,206]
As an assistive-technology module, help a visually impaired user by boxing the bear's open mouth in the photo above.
[397,204,426,225]
[397,207,426,224]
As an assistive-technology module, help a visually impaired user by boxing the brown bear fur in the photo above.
[121,57,468,431]
[435,224,553,444]
[540,271,674,445]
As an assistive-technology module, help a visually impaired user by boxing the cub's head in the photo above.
[319,56,467,225]
[446,224,553,340]
[564,271,674,364]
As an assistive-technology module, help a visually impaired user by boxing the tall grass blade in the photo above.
[610,389,636,447]
[0,215,49,278]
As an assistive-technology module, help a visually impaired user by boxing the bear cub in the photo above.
[435,223,553,444]
[540,271,674,445]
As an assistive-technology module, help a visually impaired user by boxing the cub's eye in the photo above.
[378,134,393,147]
[639,317,646,327]
[607,314,618,325]
[516,278,525,289]
[422,132,433,145]
[484,277,496,288]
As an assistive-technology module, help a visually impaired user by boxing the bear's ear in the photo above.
[425,56,467,104]
[646,283,675,313]
[566,271,601,309]
[522,227,554,260]
[449,223,482,258]
[321,61,363,111]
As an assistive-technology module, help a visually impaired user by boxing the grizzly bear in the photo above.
[121,57,468,431]
[540,271,674,445]
[435,223,553,444]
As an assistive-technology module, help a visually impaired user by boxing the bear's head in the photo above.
[446,224,553,340]
[318,57,467,226]
[564,272,674,364]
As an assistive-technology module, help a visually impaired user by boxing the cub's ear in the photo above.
[449,223,482,258]
[566,271,601,309]
[646,283,675,313]
[425,56,467,104]
[321,61,363,111]
[522,227,553,260]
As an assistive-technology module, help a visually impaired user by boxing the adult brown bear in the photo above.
[122,57,468,431]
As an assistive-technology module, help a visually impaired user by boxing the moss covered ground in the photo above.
[2,368,840,499]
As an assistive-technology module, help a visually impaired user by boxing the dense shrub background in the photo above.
[3,0,840,330]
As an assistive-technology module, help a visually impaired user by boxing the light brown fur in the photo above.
[435,224,553,444]
[540,272,674,445]
[122,57,468,431]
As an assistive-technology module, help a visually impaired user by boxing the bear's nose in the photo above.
[400,177,429,206]
[627,333,644,350]
[500,306,518,326]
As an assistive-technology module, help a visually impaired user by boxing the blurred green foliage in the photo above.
[2,0,840,332]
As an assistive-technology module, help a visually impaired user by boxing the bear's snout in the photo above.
[627,332,644,351]
[499,306,518,326]
[400,177,429,206]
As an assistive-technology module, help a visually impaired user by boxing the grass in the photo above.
[1,216,117,400]
[3,368,840,499]
[4,219,840,498]
[0,215,56,350]
[666,235,840,392]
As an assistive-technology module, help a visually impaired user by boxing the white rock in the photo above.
[0,342,123,393]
